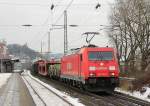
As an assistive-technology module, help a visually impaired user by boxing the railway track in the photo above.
[22,74,73,106]
[111,91,150,106]
[22,76,46,106]
[33,74,150,106]
[84,87,150,106]
[72,86,149,106]
[87,91,150,106]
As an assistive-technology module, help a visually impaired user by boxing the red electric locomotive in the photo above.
[61,46,119,92]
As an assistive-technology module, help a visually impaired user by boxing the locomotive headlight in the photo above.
[89,73,96,77]
[109,66,115,71]
[111,73,115,76]
[89,66,96,71]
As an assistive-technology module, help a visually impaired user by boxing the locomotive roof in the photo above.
[80,47,114,52]
[67,45,114,55]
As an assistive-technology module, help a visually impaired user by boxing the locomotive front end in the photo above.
[85,48,119,92]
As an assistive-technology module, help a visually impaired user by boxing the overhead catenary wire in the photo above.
[30,32,48,50]
[56,0,103,51]
[52,0,114,51]
[20,0,71,52]
[1,0,114,52]
[30,0,67,52]
[50,0,63,18]
[0,2,50,7]
[35,0,73,38]
[66,0,101,49]
[0,25,50,27]
[28,0,64,47]
[48,0,74,53]
[53,0,74,25]
[49,0,65,27]
[0,2,112,7]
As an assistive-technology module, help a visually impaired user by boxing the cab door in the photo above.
[78,54,82,80]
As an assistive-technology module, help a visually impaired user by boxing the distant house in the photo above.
[0,40,16,72]
[0,40,10,59]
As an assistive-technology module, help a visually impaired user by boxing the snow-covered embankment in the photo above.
[22,70,84,106]
[0,73,12,88]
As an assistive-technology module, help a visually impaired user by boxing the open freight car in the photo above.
[36,60,51,76]
[48,59,61,79]
[32,61,39,75]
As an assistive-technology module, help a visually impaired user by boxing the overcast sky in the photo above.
[0,0,115,53]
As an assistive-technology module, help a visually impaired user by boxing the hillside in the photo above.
[7,44,40,60]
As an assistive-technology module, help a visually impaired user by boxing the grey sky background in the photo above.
[0,0,115,53]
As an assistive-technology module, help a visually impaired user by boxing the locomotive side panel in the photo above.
[61,54,80,81]
[80,48,89,80]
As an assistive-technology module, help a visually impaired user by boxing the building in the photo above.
[0,40,15,72]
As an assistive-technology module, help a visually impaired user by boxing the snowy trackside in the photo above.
[115,87,150,102]
[22,70,84,106]
[0,73,12,88]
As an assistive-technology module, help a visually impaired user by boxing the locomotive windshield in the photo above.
[88,51,113,60]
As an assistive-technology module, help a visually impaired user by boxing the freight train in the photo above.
[32,45,120,92]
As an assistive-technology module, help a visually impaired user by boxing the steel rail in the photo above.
[111,91,150,106]
[32,74,150,106]
[22,76,46,106]
[36,76,130,106]
[24,75,73,106]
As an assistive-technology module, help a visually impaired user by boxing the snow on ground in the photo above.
[0,73,12,88]
[115,87,150,102]
[22,70,84,106]
[22,76,46,106]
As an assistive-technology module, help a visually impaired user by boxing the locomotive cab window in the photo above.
[88,51,113,61]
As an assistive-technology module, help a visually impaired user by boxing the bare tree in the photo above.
[108,0,150,75]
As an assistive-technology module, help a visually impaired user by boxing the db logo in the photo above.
[100,63,104,66]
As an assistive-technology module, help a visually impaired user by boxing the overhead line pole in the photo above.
[41,41,43,54]
[0,58,2,72]
[53,0,74,25]
[64,10,68,55]
[50,0,73,55]
[48,31,50,53]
